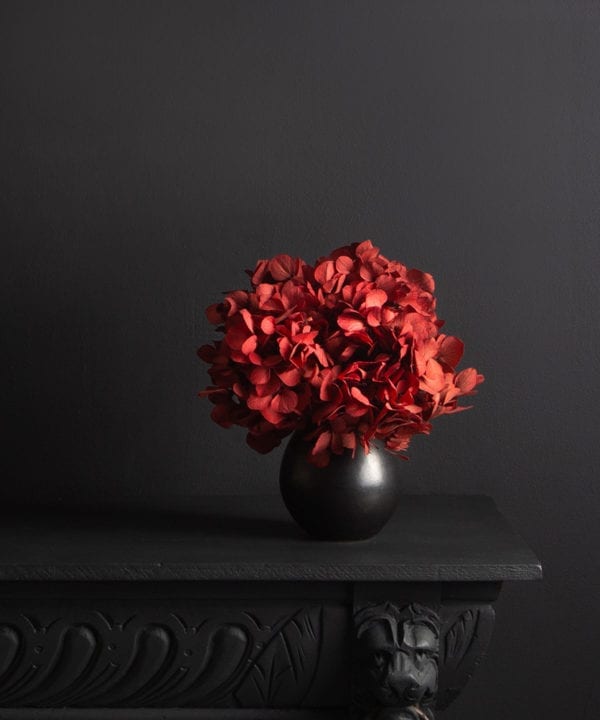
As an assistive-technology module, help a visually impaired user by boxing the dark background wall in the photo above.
[2,1,599,717]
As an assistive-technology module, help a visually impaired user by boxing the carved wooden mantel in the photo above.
[0,495,541,719]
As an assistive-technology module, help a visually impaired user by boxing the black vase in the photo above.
[279,431,400,541]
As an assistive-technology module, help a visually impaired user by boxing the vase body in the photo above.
[279,431,400,541]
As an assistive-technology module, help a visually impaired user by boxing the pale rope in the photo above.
[409,707,431,720]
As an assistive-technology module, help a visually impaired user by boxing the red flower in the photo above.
[198,241,484,465]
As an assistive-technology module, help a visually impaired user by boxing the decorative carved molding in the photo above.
[0,596,496,713]
[353,603,440,720]
[437,604,495,710]
[0,606,323,708]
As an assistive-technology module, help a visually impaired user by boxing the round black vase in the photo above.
[279,431,400,541]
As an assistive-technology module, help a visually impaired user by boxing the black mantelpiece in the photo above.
[0,495,541,719]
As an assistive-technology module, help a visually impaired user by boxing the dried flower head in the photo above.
[198,240,484,466]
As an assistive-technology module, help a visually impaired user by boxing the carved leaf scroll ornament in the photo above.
[437,605,495,710]
[0,606,323,708]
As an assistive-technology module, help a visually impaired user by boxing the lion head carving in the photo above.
[355,602,439,717]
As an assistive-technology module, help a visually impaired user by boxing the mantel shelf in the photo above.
[0,494,541,583]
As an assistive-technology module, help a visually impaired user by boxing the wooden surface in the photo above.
[0,495,541,583]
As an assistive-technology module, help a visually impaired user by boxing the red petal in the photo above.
[225,325,248,350]
[350,386,371,405]
[359,264,374,281]
[314,260,335,285]
[250,366,270,385]
[248,351,263,365]
[292,330,319,344]
[256,283,274,303]
[260,316,276,335]
[319,368,341,401]
[438,336,464,368]
[251,259,269,286]
[240,308,254,332]
[278,336,293,359]
[381,307,397,325]
[347,330,374,347]
[407,268,435,292]
[269,254,297,281]
[342,432,357,450]
[345,402,370,417]
[241,334,257,355]
[335,255,354,274]
[366,308,381,327]
[260,405,285,425]
[263,354,283,367]
[232,382,245,397]
[247,393,272,411]
[338,311,365,332]
[331,431,344,454]
[255,374,280,397]
[356,240,377,257]
[420,358,446,393]
[313,344,330,366]
[455,367,484,392]
[271,388,298,414]
[311,430,331,455]
[226,290,249,314]
[365,289,387,308]
[277,368,302,386]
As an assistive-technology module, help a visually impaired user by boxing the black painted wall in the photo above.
[2,2,599,717]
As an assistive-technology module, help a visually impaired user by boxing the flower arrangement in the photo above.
[198,240,483,467]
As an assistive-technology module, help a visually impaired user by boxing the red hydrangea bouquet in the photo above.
[198,240,483,467]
